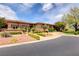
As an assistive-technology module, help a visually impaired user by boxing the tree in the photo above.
[48,28,55,32]
[54,22,65,32]
[0,17,7,29]
[62,7,79,31]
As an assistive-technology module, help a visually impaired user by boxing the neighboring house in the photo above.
[4,19,53,32]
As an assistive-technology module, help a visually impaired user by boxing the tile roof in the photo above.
[5,19,53,25]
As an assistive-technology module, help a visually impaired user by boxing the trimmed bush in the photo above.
[28,33,40,40]
[0,32,11,37]
[9,32,22,35]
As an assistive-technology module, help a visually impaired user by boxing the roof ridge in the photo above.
[5,19,53,25]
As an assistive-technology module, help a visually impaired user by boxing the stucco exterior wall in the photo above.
[5,20,54,31]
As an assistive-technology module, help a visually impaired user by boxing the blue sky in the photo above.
[0,3,79,24]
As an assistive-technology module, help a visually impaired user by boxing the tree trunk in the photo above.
[74,22,78,31]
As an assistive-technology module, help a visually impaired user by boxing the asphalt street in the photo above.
[0,36,79,56]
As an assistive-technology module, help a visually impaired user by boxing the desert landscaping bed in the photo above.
[0,32,63,46]
[0,33,35,46]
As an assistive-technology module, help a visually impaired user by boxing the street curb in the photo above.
[0,35,63,48]
[63,34,79,37]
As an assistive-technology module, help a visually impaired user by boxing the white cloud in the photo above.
[42,3,53,12]
[0,4,18,20]
[41,13,63,24]
[18,3,35,12]
[55,14,63,20]
[23,3,35,8]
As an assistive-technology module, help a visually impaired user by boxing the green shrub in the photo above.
[28,33,40,40]
[63,30,75,34]
[74,31,79,35]
[9,32,22,35]
[34,31,42,33]
[0,32,11,37]
[37,33,46,37]
[64,30,79,35]
[48,28,55,32]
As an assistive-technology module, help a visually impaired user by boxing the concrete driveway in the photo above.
[0,36,79,56]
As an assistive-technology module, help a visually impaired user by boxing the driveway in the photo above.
[0,36,79,56]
